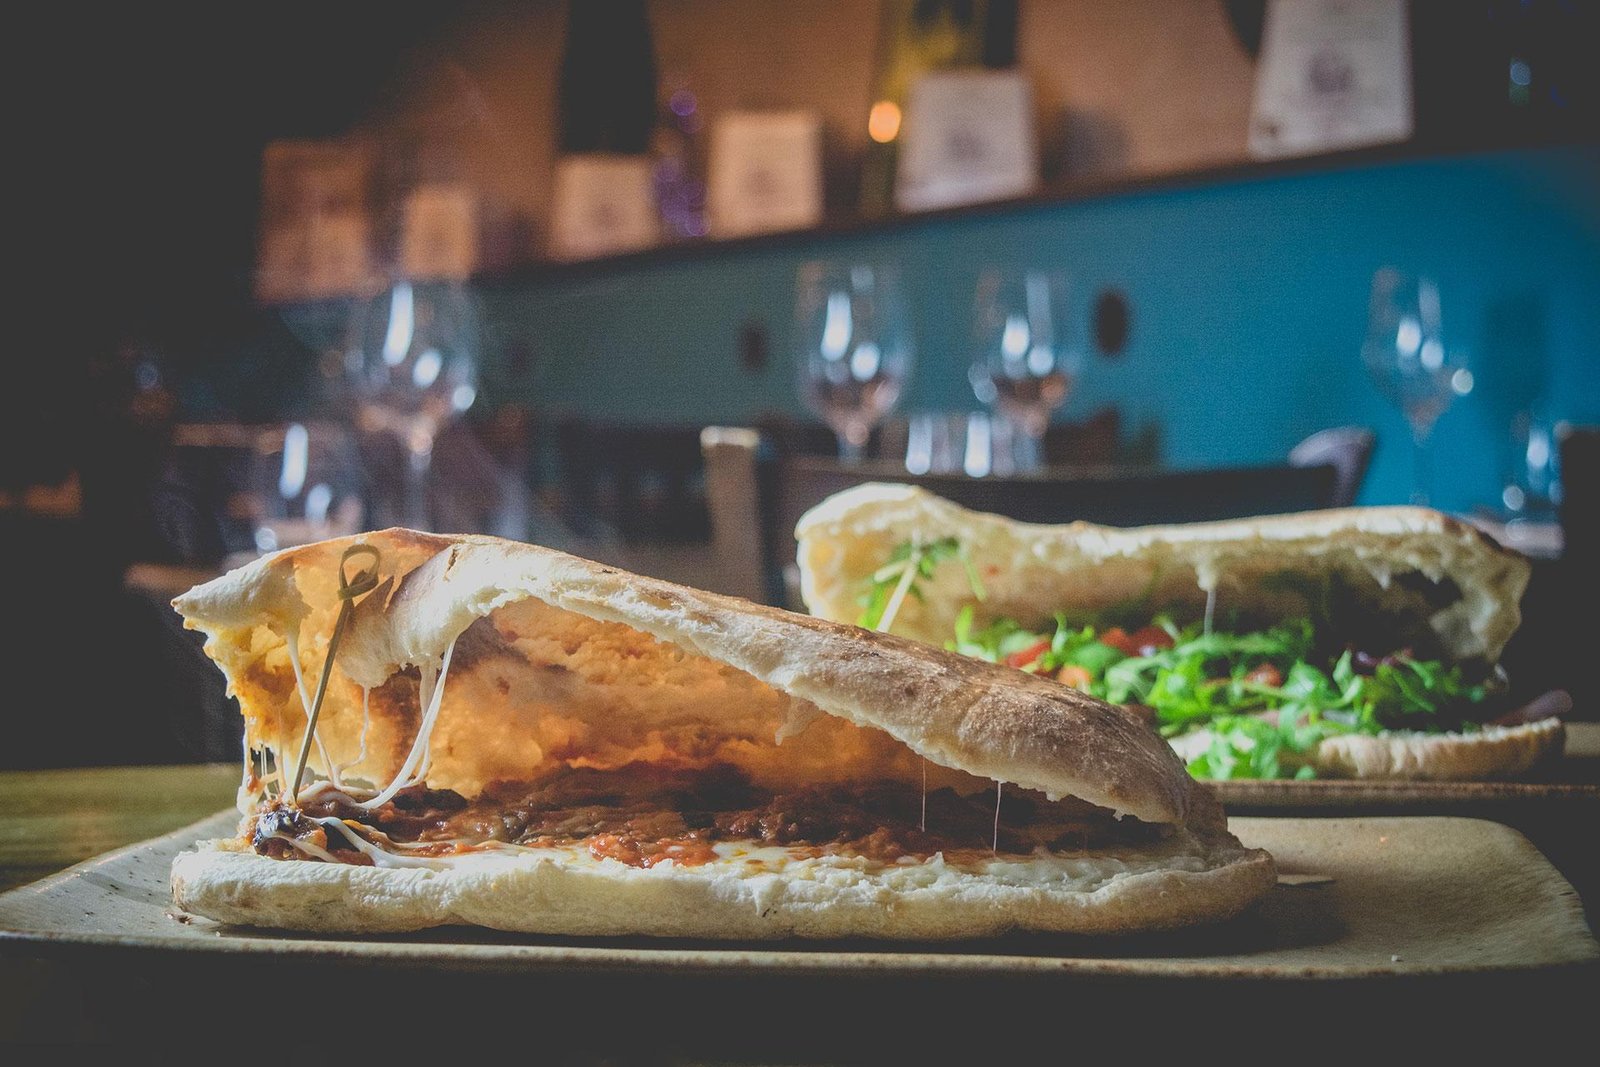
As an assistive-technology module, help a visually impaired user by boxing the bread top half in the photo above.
[173,529,1195,827]
[796,485,1530,667]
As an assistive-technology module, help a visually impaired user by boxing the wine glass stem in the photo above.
[1014,426,1044,473]
[838,423,869,464]
[405,427,436,530]
[1410,422,1433,507]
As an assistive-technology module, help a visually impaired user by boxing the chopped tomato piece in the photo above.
[1100,627,1138,655]
[1057,665,1093,690]
[1245,663,1283,687]
[1128,626,1174,656]
[1005,639,1052,669]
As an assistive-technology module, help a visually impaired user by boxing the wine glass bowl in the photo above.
[1360,268,1472,505]
[970,267,1080,471]
[345,279,480,527]
[794,261,913,462]
[251,422,365,553]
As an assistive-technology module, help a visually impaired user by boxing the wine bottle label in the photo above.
[895,69,1039,213]
[1249,0,1413,159]
[707,111,823,239]
[550,155,661,260]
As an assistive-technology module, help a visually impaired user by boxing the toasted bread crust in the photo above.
[171,821,1275,939]
[795,484,1530,665]
[174,530,1195,823]
[169,531,1278,938]
[1312,718,1565,780]
[794,485,1549,781]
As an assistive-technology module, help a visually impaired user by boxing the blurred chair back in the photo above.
[555,419,710,544]
[1558,424,1598,575]
[704,428,1340,607]
[555,418,759,594]
[1289,425,1375,508]
[755,406,1139,468]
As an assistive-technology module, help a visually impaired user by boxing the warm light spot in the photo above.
[868,100,902,143]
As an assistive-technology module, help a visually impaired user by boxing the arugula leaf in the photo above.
[868,541,1496,780]
[857,536,985,631]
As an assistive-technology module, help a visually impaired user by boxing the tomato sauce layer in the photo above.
[253,765,1160,869]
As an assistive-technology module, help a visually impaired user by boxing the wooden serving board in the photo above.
[2,811,1595,1047]
[1,812,1592,978]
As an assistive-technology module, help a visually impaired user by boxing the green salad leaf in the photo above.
[858,537,985,632]
[864,542,1495,780]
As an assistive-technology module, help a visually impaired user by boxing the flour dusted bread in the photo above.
[794,485,1560,781]
[170,790,1267,939]
[796,484,1530,663]
[169,529,1275,938]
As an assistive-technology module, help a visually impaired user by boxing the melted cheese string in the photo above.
[269,732,288,798]
[269,831,343,864]
[992,781,1002,855]
[242,734,258,794]
[285,545,382,803]
[285,624,340,790]
[312,817,453,869]
[414,664,438,781]
[356,638,457,810]
[870,580,932,837]
[920,761,927,833]
[332,686,373,782]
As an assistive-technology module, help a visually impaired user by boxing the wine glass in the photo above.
[969,267,1081,472]
[345,279,480,529]
[1360,268,1473,506]
[251,422,365,553]
[794,261,914,463]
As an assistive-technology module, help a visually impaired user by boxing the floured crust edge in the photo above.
[1170,719,1565,781]
[794,484,1531,665]
[170,828,1276,939]
[175,530,1196,826]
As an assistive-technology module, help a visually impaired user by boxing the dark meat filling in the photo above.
[260,764,1161,867]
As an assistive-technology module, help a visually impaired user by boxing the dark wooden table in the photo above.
[2,754,1596,1050]
[0,764,238,894]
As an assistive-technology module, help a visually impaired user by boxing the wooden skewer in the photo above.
[287,545,381,805]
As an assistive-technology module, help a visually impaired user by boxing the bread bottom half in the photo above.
[1170,718,1564,781]
[170,822,1274,939]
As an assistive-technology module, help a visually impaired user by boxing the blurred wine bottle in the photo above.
[550,0,663,259]
[558,0,657,154]
[1411,0,1598,149]
[858,0,1017,218]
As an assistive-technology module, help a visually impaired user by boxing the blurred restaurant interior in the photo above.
[6,0,1600,1047]
[10,0,1598,772]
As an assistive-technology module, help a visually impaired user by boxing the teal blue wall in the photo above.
[303,144,1600,514]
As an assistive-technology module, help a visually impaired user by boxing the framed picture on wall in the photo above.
[895,69,1039,212]
[549,155,660,261]
[1248,0,1413,159]
[707,110,824,238]
[255,139,375,302]
[401,183,479,280]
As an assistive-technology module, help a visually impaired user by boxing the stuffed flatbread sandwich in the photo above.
[168,529,1274,938]
[796,485,1566,781]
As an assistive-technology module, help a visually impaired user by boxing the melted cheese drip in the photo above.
[992,781,1002,855]
[270,831,344,864]
[356,638,457,810]
[312,817,454,869]
[920,761,927,833]
[272,829,1214,892]
[332,686,373,782]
